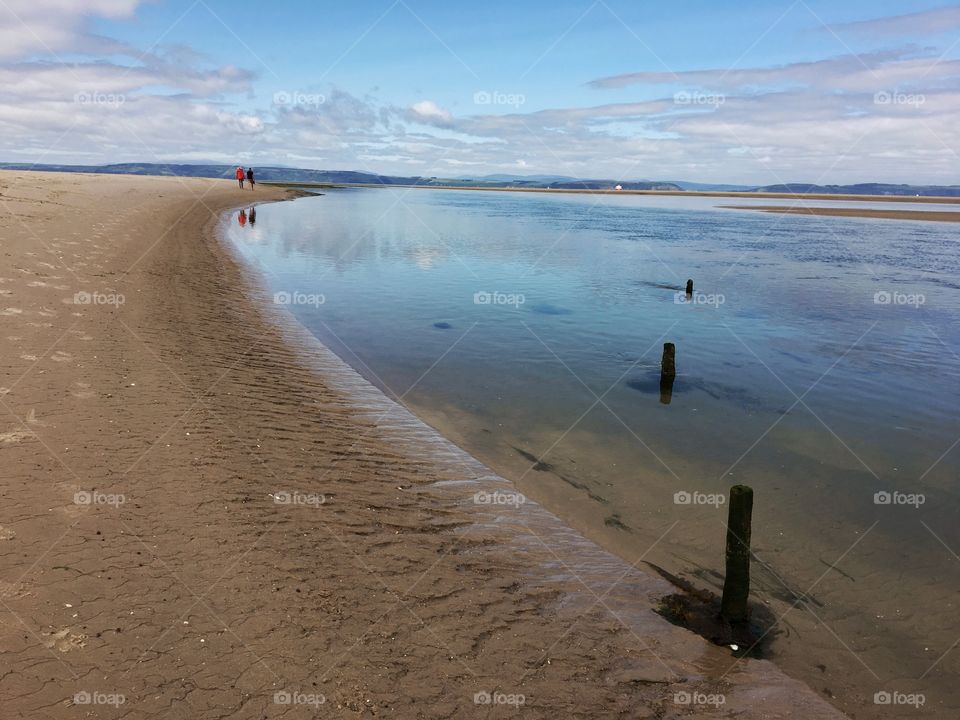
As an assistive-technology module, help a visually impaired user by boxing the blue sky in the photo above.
[3,0,960,183]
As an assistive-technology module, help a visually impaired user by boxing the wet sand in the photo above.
[720,204,960,222]
[0,170,847,718]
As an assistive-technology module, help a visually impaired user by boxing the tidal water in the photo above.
[224,188,960,716]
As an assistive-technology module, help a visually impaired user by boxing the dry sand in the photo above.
[720,204,960,222]
[0,170,847,718]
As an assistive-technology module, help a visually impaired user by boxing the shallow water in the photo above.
[225,188,960,717]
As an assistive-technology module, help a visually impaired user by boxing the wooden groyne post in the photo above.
[685,279,694,295]
[661,342,676,379]
[720,484,753,623]
[660,342,676,404]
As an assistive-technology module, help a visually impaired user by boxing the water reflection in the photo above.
[223,187,960,709]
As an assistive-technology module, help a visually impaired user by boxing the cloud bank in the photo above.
[1,1,959,184]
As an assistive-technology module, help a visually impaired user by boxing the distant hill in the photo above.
[0,163,682,191]
[1,163,957,197]
[667,181,756,192]
[0,163,432,186]
[753,183,960,197]
[456,173,578,183]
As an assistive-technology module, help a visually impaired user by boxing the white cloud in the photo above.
[409,100,452,124]
[0,3,958,185]
[824,6,960,37]
[0,0,140,59]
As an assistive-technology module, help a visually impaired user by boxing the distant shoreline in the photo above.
[721,204,960,222]
[265,181,960,205]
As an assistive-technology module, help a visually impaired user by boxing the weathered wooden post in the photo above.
[661,342,676,379]
[685,279,694,295]
[720,485,753,623]
[660,342,676,405]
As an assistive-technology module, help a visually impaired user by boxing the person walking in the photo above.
[246,167,255,190]
[235,166,245,189]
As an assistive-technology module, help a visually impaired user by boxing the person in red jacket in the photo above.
[235,166,245,189]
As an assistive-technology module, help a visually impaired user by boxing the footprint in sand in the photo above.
[43,628,87,653]
[0,580,27,600]
[71,382,95,400]
[0,430,32,444]
[50,351,72,363]
[0,308,23,316]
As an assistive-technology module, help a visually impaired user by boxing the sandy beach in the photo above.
[720,204,960,222]
[0,170,851,718]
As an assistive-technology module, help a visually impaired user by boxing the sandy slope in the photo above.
[0,170,845,719]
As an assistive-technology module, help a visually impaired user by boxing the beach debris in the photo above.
[685,278,694,295]
[720,484,754,623]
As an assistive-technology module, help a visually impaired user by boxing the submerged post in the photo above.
[685,278,694,295]
[661,342,676,379]
[720,485,753,623]
[660,342,676,405]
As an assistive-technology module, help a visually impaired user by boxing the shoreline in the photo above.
[266,181,960,205]
[1,170,845,718]
[719,204,960,222]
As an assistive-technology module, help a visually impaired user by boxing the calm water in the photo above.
[225,188,960,715]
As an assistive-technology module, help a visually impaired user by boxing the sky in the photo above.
[2,0,959,184]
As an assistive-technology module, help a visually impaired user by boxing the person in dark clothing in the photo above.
[246,167,255,189]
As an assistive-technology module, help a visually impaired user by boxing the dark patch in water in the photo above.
[433,322,453,329]
[927,277,960,291]
[626,375,691,395]
[646,562,776,657]
[626,369,779,412]
[819,558,855,582]
[604,513,630,531]
[512,446,554,472]
[775,348,813,365]
[531,303,573,316]
[510,446,607,504]
[634,280,683,291]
